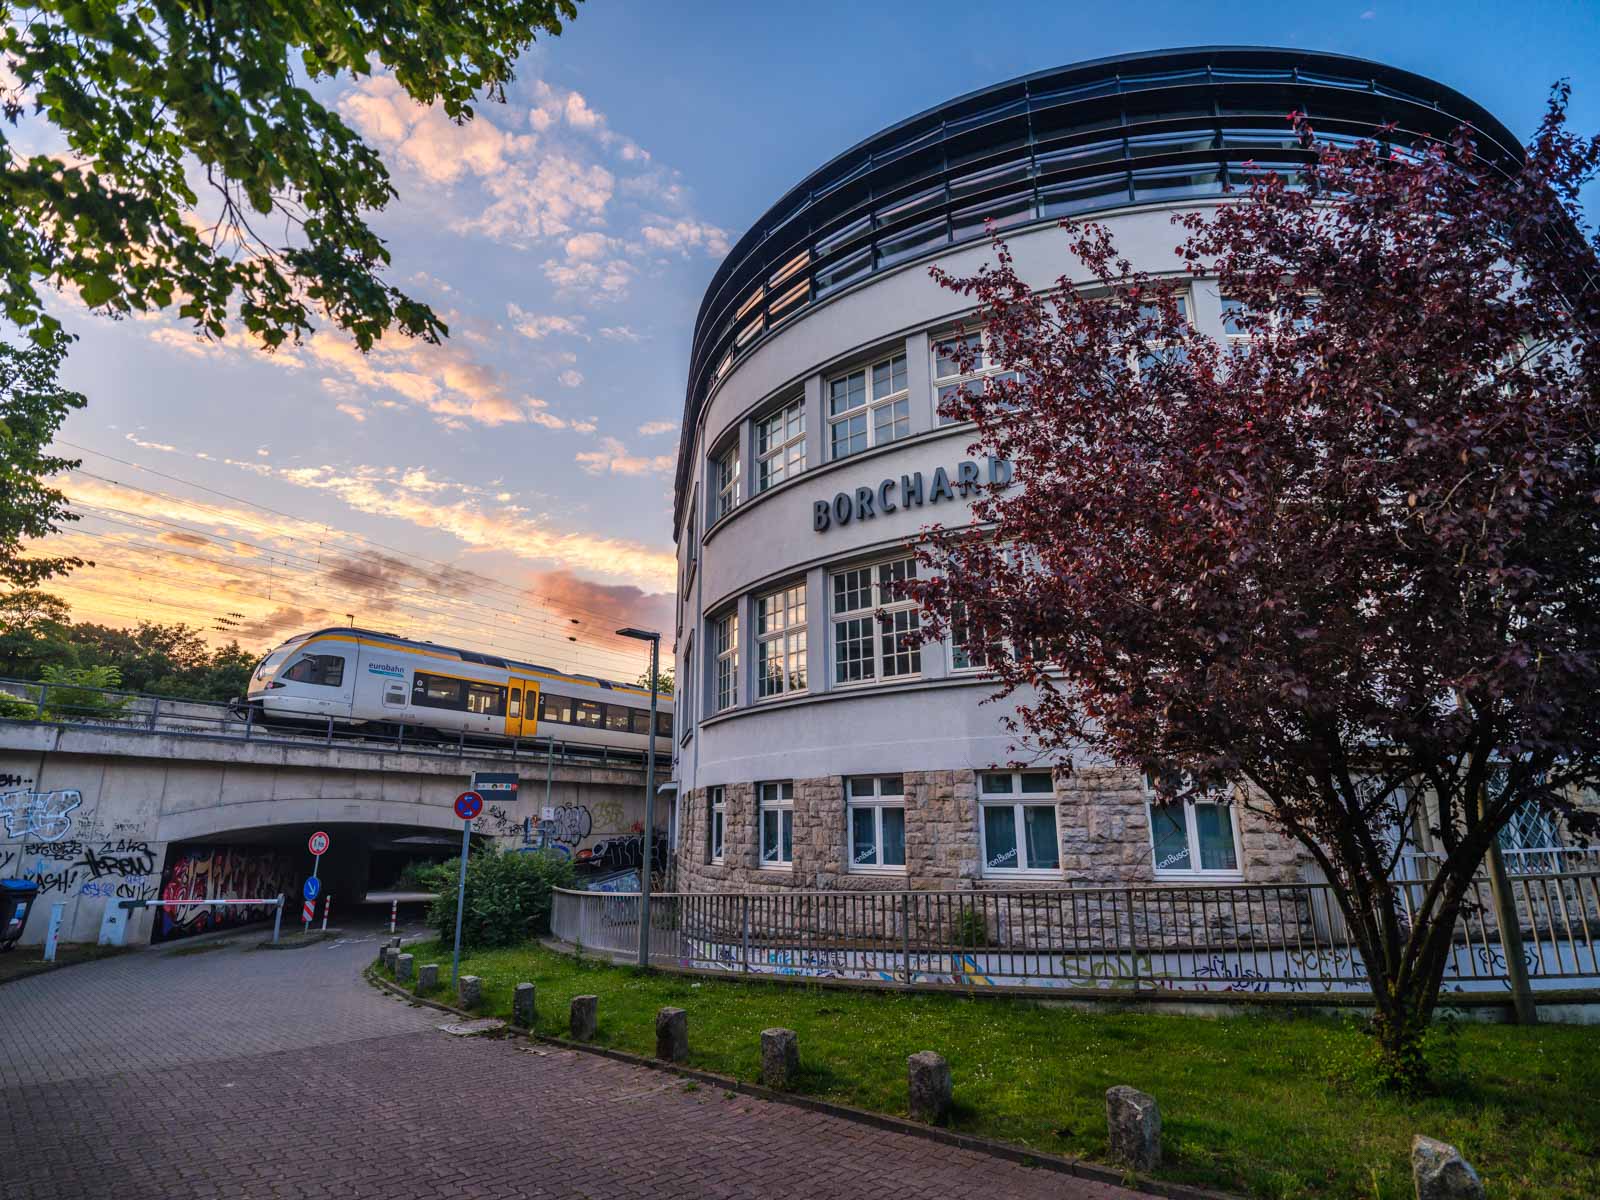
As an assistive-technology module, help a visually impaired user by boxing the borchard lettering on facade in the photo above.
[664,48,1578,937]
[812,458,1013,532]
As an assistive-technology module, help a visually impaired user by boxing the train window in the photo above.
[605,706,631,733]
[466,682,506,716]
[656,711,673,739]
[541,694,573,724]
[508,687,522,719]
[283,654,344,687]
[412,672,466,710]
[574,700,602,727]
[630,710,653,736]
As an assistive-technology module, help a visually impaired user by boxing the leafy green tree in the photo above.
[0,334,84,586]
[636,666,675,696]
[36,661,129,720]
[1,1,580,347]
[0,587,75,677]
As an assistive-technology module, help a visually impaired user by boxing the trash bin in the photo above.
[0,879,39,950]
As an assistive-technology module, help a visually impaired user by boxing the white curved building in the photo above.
[668,47,1521,896]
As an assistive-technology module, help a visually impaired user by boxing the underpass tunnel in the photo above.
[154,822,478,943]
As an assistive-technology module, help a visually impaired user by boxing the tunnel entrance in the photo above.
[152,822,474,943]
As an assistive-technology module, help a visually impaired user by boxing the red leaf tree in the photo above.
[910,88,1600,1088]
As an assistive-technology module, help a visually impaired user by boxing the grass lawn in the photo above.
[384,939,1597,1199]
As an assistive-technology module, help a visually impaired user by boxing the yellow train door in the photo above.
[505,677,540,739]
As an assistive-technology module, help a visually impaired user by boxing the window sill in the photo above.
[981,869,1065,880]
[758,863,793,872]
[1152,871,1245,884]
[847,865,907,876]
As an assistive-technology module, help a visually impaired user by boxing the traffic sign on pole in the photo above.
[453,791,483,821]
[302,876,321,902]
[308,831,331,856]
[303,831,329,933]
[301,899,315,924]
[449,790,482,985]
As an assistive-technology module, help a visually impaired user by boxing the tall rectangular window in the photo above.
[831,557,920,686]
[979,772,1061,876]
[706,786,725,864]
[758,781,794,868]
[1145,777,1241,877]
[847,775,905,871]
[756,583,807,699]
[933,332,1017,426]
[714,611,739,712]
[828,351,907,460]
[712,442,740,521]
[756,398,806,492]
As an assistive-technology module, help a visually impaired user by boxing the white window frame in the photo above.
[933,330,1018,426]
[758,780,794,869]
[830,557,921,687]
[756,397,806,492]
[978,771,1062,878]
[711,441,740,522]
[846,775,906,873]
[1219,293,1317,345]
[827,351,908,461]
[755,583,807,700]
[1143,777,1243,880]
[706,785,725,864]
[713,610,739,712]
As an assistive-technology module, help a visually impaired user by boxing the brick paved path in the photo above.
[0,927,1142,1199]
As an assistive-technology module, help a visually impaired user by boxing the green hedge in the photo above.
[425,845,574,948]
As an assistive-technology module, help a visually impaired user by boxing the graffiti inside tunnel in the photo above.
[153,846,298,942]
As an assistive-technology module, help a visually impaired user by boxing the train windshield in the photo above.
[252,640,302,685]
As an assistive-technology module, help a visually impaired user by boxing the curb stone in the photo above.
[364,966,1240,1200]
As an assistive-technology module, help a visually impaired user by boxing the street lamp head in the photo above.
[615,626,661,642]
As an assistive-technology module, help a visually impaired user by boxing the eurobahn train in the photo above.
[240,627,672,755]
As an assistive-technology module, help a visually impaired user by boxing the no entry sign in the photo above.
[308,831,331,856]
[454,791,484,821]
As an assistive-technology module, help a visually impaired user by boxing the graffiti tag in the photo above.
[549,803,592,847]
[0,789,83,843]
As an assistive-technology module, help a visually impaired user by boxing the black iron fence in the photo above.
[552,864,1600,995]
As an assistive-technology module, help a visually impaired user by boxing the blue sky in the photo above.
[37,0,1600,679]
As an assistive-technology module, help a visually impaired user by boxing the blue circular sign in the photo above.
[302,876,321,901]
[454,790,484,821]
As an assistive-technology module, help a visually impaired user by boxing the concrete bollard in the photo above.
[1106,1085,1162,1171]
[570,995,598,1041]
[760,1028,800,1090]
[1412,1136,1485,1200]
[458,974,482,1010]
[907,1051,952,1124]
[513,982,537,1028]
[383,946,397,970]
[395,953,414,983]
[416,963,439,994]
[655,1006,688,1062]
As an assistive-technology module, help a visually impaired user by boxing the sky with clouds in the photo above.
[24,0,1600,681]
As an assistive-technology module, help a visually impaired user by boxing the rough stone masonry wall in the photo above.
[672,769,1319,950]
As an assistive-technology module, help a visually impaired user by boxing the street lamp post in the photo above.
[617,626,661,968]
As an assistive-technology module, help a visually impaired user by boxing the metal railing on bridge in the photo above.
[551,858,1600,995]
[0,676,652,772]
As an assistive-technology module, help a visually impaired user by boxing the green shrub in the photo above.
[426,845,574,949]
[955,905,988,948]
[395,858,453,892]
[37,663,131,720]
[0,689,38,719]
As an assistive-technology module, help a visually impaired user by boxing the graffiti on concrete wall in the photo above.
[0,789,83,843]
[3,829,161,903]
[549,803,592,848]
[154,847,297,942]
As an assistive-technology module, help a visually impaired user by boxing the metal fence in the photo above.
[552,868,1600,995]
[0,676,652,771]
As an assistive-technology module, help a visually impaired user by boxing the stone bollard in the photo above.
[760,1028,800,1090]
[416,963,439,994]
[458,974,482,1010]
[655,1006,688,1063]
[907,1051,952,1124]
[390,936,401,950]
[570,995,598,1041]
[395,953,414,983]
[1106,1085,1162,1171]
[1412,1136,1485,1200]
[513,982,537,1028]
